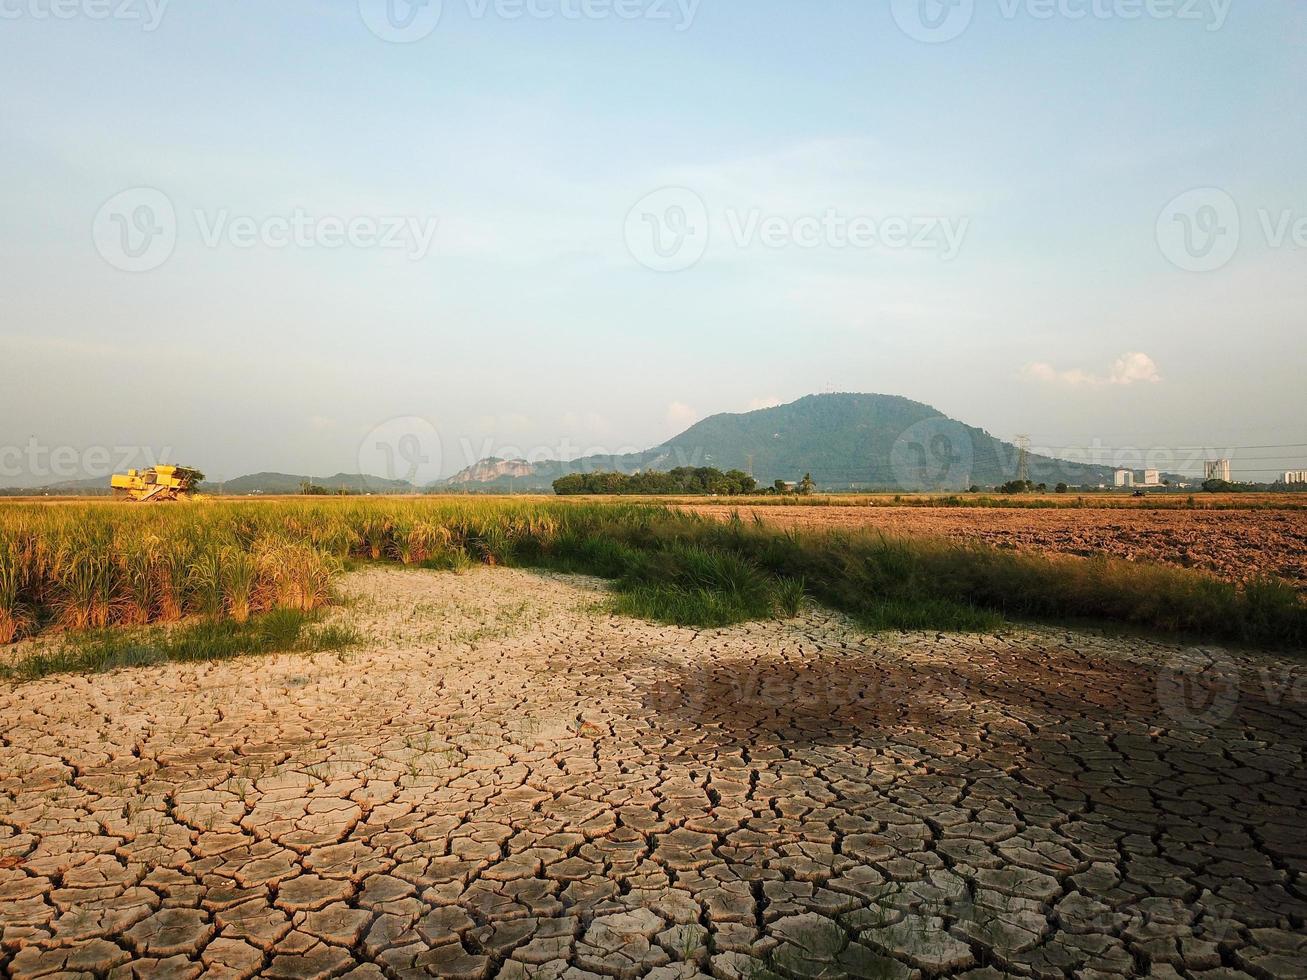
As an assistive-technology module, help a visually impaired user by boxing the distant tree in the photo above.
[968,485,981,494]
[1202,478,1250,493]
[1055,482,1069,494]
[722,469,758,495]
[999,479,1035,494]
[797,473,816,496]
[299,481,329,496]
[553,467,760,497]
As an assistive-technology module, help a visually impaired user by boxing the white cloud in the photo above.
[1107,352,1163,386]
[666,401,700,432]
[1024,352,1162,388]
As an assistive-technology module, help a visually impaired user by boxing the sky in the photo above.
[1,0,1304,484]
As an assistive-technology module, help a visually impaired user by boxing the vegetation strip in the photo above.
[0,609,360,682]
[1,500,1303,661]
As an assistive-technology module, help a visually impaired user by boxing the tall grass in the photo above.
[0,498,1302,650]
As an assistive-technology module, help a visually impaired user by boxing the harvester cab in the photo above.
[110,465,203,502]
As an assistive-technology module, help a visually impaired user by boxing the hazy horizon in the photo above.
[3,1,1304,486]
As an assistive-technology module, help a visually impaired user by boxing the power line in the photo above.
[1023,442,1307,452]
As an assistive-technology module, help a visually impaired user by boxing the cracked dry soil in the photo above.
[1,567,1305,980]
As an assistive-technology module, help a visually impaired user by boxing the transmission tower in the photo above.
[745,454,755,479]
[1015,435,1031,483]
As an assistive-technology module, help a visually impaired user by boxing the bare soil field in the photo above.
[686,504,1307,592]
[666,493,1307,511]
[2,566,1305,978]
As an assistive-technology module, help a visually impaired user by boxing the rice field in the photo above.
[1,497,1304,657]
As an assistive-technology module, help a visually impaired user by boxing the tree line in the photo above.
[553,467,759,496]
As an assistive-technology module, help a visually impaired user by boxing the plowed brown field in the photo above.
[686,504,1307,591]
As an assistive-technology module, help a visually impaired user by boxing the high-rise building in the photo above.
[1114,469,1135,488]
[1143,470,1162,486]
[1205,459,1231,482]
[1285,470,1307,485]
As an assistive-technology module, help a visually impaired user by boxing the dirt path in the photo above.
[685,504,1307,591]
[2,567,1304,978]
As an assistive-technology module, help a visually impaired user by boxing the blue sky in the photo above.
[1,0,1304,482]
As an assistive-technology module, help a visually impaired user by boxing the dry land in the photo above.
[685,504,1307,593]
[2,566,1305,979]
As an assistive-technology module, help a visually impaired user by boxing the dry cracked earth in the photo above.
[2,567,1305,980]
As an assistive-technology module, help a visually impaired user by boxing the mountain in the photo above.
[446,458,537,485]
[204,472,417,495]
[434,393,1146,491]
[0,476,115,496]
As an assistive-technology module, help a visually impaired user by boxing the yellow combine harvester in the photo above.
[110,465,204,502]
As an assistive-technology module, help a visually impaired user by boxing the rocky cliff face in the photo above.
[446,458,537,484]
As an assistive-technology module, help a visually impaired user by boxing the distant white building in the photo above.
[1143,470,1162,487]
[1284,470,1307,485]
[1114,469,1135,488]
[1205,459,1231,482]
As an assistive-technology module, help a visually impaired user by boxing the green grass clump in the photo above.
[1,608,361,682]
[855,597,1003,633]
